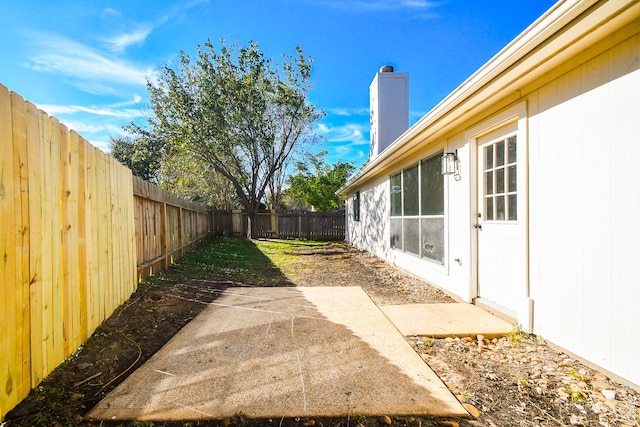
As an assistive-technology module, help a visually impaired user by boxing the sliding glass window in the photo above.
[389,151,445,264]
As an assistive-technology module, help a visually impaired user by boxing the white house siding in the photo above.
[342,2,640,387]
[528,30,640,386]
[347,142,474,302]
[347,176,390,260]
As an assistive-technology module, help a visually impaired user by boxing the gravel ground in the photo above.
[287,242,640,427]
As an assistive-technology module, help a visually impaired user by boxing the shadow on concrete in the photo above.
[86,287,469,422]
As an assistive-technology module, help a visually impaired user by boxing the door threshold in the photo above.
[473,298,517,325]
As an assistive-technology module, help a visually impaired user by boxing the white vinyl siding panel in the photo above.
[531,31,640,385]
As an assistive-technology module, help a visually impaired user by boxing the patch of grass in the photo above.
[137,238,334,288]
[141,238,288,286]
[255,239,329,267]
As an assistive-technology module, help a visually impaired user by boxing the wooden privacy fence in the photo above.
[0,85,212,419]
[274,211,345,240]
[0,85,137,419]
[217,210,346,240]
[133,176,211,280]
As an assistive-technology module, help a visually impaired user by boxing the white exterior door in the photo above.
[476,121,527,315]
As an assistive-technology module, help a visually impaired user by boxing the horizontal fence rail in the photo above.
[213,210,346,241]
[133,177,211,280]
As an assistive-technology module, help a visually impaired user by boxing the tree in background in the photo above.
[109,127,163,183]
[285,150,355,211]
[111,126,240,208]
[158,146,240,209]
[134,38,323,238]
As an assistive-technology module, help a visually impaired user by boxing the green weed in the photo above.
[567,384,588,402]
[569,368,585,382]
[506,325,526,347]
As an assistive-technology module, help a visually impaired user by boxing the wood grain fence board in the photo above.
[84,142,97,333]
[105,156,115,314]
[69,131,81,353]
[60,123,72,355]
[49,117,64,368]
[26,101,44,387]
[125,172,136,293]
[77,136,88,342]
[0,85,18,417]
[1,88,214,418]
[94,145,106,326]
[39,110,54,379]
[11,92,31,404]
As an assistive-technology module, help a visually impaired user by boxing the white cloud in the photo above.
[101,8,123,19]
[58,120,122,135]
[25,31,152,93]
[325,107,370,117]
[37,103,144,119]
[316,122,370,152]
[102,25,153,52]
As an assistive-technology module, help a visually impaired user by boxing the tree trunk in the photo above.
[245,205,259,240]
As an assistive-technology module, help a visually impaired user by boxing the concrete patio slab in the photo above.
[87,287,468,422]
[381,303,514,338]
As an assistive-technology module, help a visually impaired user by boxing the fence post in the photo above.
[232,209,243,236]
[270,209,278,237]
[178,207,184,258]
[161,202,168,270]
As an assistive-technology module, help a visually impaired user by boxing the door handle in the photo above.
[474,223,482,230]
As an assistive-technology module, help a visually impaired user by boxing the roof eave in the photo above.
[338,0,617,196]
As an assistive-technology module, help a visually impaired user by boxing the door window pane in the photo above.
[403,164,419,216]
[496,195,505,220]
[496,140,505,166]
[390,173,402,216]
[486,145,493,169]
[485,197,494,221]
[421,153,444,215]
[485,171,493,195]
[508,136,517,163]
[482,135,517,222]
[496,168,505,194]
[508,165,517,192]
[404,218,420,255]
[508,194,517,221]
[421,218,444,264]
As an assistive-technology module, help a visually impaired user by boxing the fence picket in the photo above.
[11,91,31,403]
[26,101,44,387]
[1,85,18,417]
[0,84,346,420]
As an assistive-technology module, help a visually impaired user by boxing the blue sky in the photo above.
[0,0,556,169]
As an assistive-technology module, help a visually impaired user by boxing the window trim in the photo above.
[389,150,446,265]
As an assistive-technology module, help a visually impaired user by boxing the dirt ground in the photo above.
[4,239,639,427]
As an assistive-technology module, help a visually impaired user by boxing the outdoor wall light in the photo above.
[441,151,461,181]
